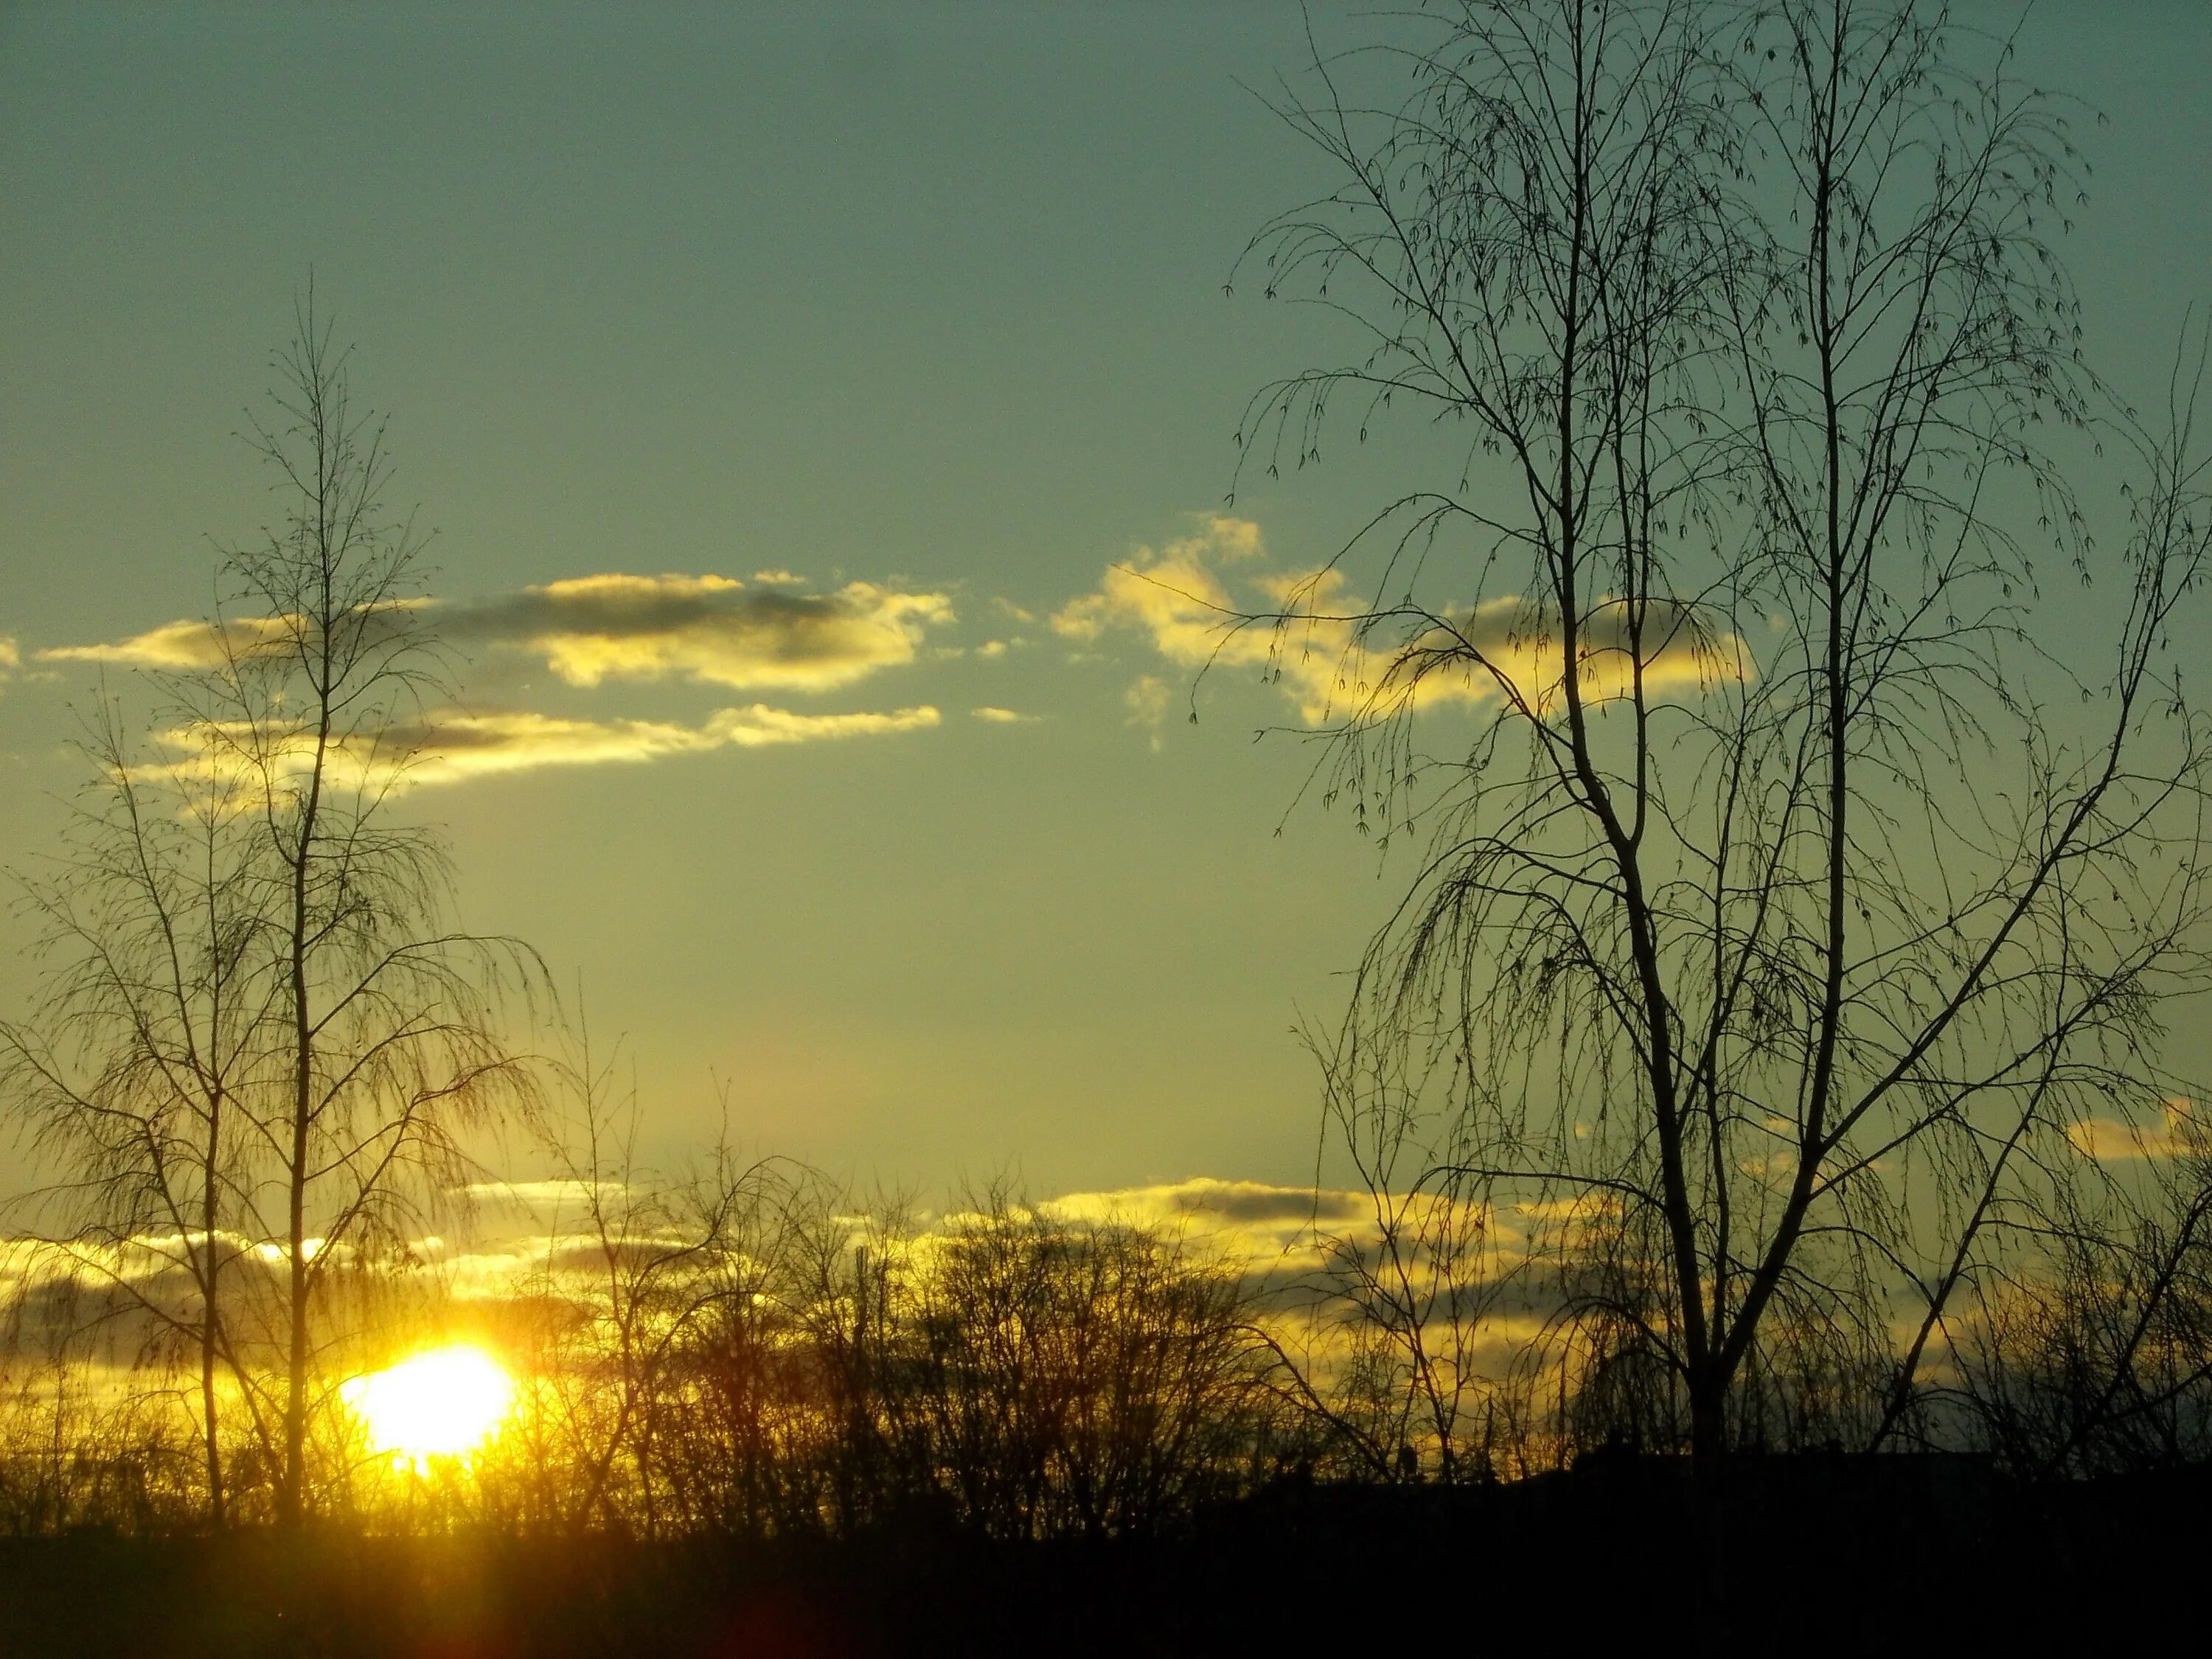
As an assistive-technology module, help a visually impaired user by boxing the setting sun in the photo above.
[340,1346,515,1470]
[9,4,2212,1655]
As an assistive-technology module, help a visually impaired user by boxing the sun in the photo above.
[341,1344,515,1470]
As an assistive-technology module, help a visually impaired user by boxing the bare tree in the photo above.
[175,288,542,1523]
[509,1032,788,1538]
[866,1185,1279,1539]
[1236,0,2212,1455]
[1264,1095,1524,1482]
[2,699,275,1526]
[1951,1102,2212,1475]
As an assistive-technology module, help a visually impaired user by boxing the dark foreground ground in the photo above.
[2,1457,2201,1656]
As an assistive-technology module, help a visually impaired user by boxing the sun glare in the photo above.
[341,1345,515,1470]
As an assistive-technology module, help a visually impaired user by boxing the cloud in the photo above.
[0,634,15,698]
[142,703,941,793]
[1122,675,1172,725]
[36,573,960,790]
[1054,515,1738,726]
[2067,1099,2205,1161]
[461,1180,631,1208]
[38,615,300,671]
[42,572,958,696]
[1038,1177,1528,1309]
[970,706,1040,724]
[1123,675,1174,750]
[443,574,956,692]
[1052,516,1262,666]
[1047,1177,1366,1236]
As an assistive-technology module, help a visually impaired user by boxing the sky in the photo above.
[4,1,2211,1204]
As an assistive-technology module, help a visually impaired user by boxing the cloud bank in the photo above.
[38,571,967,787]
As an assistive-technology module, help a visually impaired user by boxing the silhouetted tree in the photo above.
[1951,1103,2212,1474]
[1237,0,2212,1455]
[185,288,540,1522]
[2,700,274,1527]
[504,1032,789,1537]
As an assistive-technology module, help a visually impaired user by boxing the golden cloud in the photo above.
[140,703,941,795]
[1039,1175,1520,1285]
[38,614,302,670]
[41,572,957,695]
[2066,1099,2205,1161]
[456,574,954,692]
[1054,516,1740,726]
[1124,675,1173,735]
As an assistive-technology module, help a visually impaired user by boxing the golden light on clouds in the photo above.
[38,570,962,790]
[382,703,945,785]
[38,612,307,670]
[499,573,955,692]
[39,570,957,697]
[341,1345,515,1471]
[1054,515,1741,727]
[132,702,944,794]
[2066,1099,2204,1161]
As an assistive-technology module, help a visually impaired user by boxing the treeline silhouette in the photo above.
[3,1012,2211,1652]
[3,1153,2210,1654]
[0,1167,1298,1540]
[6,1147,2211,1541]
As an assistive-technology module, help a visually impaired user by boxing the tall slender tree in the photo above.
[1239,0,2212,1455]
[187,289,540,1522]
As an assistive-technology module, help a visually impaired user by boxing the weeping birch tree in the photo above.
[187,292,544,1524]
[1238,0,2212,1458]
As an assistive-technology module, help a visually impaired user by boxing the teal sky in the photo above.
[4,2,2210,1198]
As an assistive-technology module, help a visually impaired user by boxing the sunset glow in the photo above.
[341,1346,515,1470]
[4,4,2212,1652]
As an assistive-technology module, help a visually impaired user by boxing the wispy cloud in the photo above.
[143,703,941,793]
[389,704,942,786]
[38,615,299,671]
[41,572,958,695]
[445,574,954,692]
[1054,515,1736,726]
[2067,1099,2205,1161]
[970,706,1040,725]
[35,571,960,789]
[1123,674,1173,737]
[1037,1176,1530,1311]
[1052,515,1264,665]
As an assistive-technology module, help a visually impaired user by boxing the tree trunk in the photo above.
[279,791,317,1528]
[200,1225,225,1528]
